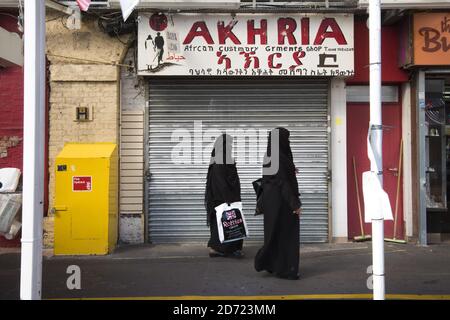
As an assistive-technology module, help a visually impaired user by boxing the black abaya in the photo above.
[254,128,302,279]
[205,135,243,254]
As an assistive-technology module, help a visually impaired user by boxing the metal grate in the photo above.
[146,78,330,244]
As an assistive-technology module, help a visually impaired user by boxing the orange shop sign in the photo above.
[414,12,450,65]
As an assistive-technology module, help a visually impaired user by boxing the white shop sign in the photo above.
[137,13,354,77]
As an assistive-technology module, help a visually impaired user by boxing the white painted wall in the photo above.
[402,83,413,238]
[331,78,348,241]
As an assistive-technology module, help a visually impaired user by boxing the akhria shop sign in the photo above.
[137,13,354,76]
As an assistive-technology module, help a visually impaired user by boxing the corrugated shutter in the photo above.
[120,110,145,214]
[147,79,329,243]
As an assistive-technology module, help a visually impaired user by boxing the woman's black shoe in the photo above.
[277,273,300,280]
[209,250,226,258]
[229,250,244,259]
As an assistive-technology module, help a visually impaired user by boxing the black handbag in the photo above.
[252,178,264,216]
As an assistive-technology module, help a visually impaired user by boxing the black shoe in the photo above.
[209,250,226,258]
[229,250,244,259]
[278,273,300,280]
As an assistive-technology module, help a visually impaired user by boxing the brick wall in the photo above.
[0,15,23,247]
[47,80,120,200]
[44,11,131,248]
[0,66,23,167]
[0,15,23,169]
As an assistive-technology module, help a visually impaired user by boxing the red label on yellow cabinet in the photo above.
[72,176,92,192]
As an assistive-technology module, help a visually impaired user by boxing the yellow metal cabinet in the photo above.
[54,143,118,255]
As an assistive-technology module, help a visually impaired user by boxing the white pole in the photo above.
[369,0,385,300]
[20,0,46,300]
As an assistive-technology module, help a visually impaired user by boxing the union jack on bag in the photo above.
[215,202,249,244]
[225,210,237,220]
[76,0,91,12]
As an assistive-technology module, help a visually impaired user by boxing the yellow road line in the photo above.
[52,294,450,300]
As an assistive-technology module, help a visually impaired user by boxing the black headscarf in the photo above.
[265,127,293,161]
[204,134,240,226]
[209,134,234,165]
[262,127,299,196]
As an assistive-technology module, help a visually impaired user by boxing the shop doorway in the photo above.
[424,76,450,242]
[346,86,404,240]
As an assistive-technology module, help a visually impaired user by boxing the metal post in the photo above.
[20,0,46,300]
[369,0,385,300]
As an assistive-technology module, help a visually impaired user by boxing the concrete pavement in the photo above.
[1,242,450,300]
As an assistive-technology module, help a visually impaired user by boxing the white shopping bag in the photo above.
[215,201,249,243]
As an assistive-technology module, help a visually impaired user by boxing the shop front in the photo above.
[404,12,450,244]
[346,19,409,242]
[0,13,23,247]
[130,12,354,244]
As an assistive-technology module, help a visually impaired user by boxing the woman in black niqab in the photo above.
[254,127,302,279]
[205,134,243,257]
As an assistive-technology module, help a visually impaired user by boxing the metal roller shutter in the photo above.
[147,78,329,243]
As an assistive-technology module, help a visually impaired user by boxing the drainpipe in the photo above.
[20,0,45,300]
[369,0,385,300]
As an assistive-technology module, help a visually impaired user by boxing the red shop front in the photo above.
[0,13,49,247]
[346,18,409,241]
[0,14,24,247]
